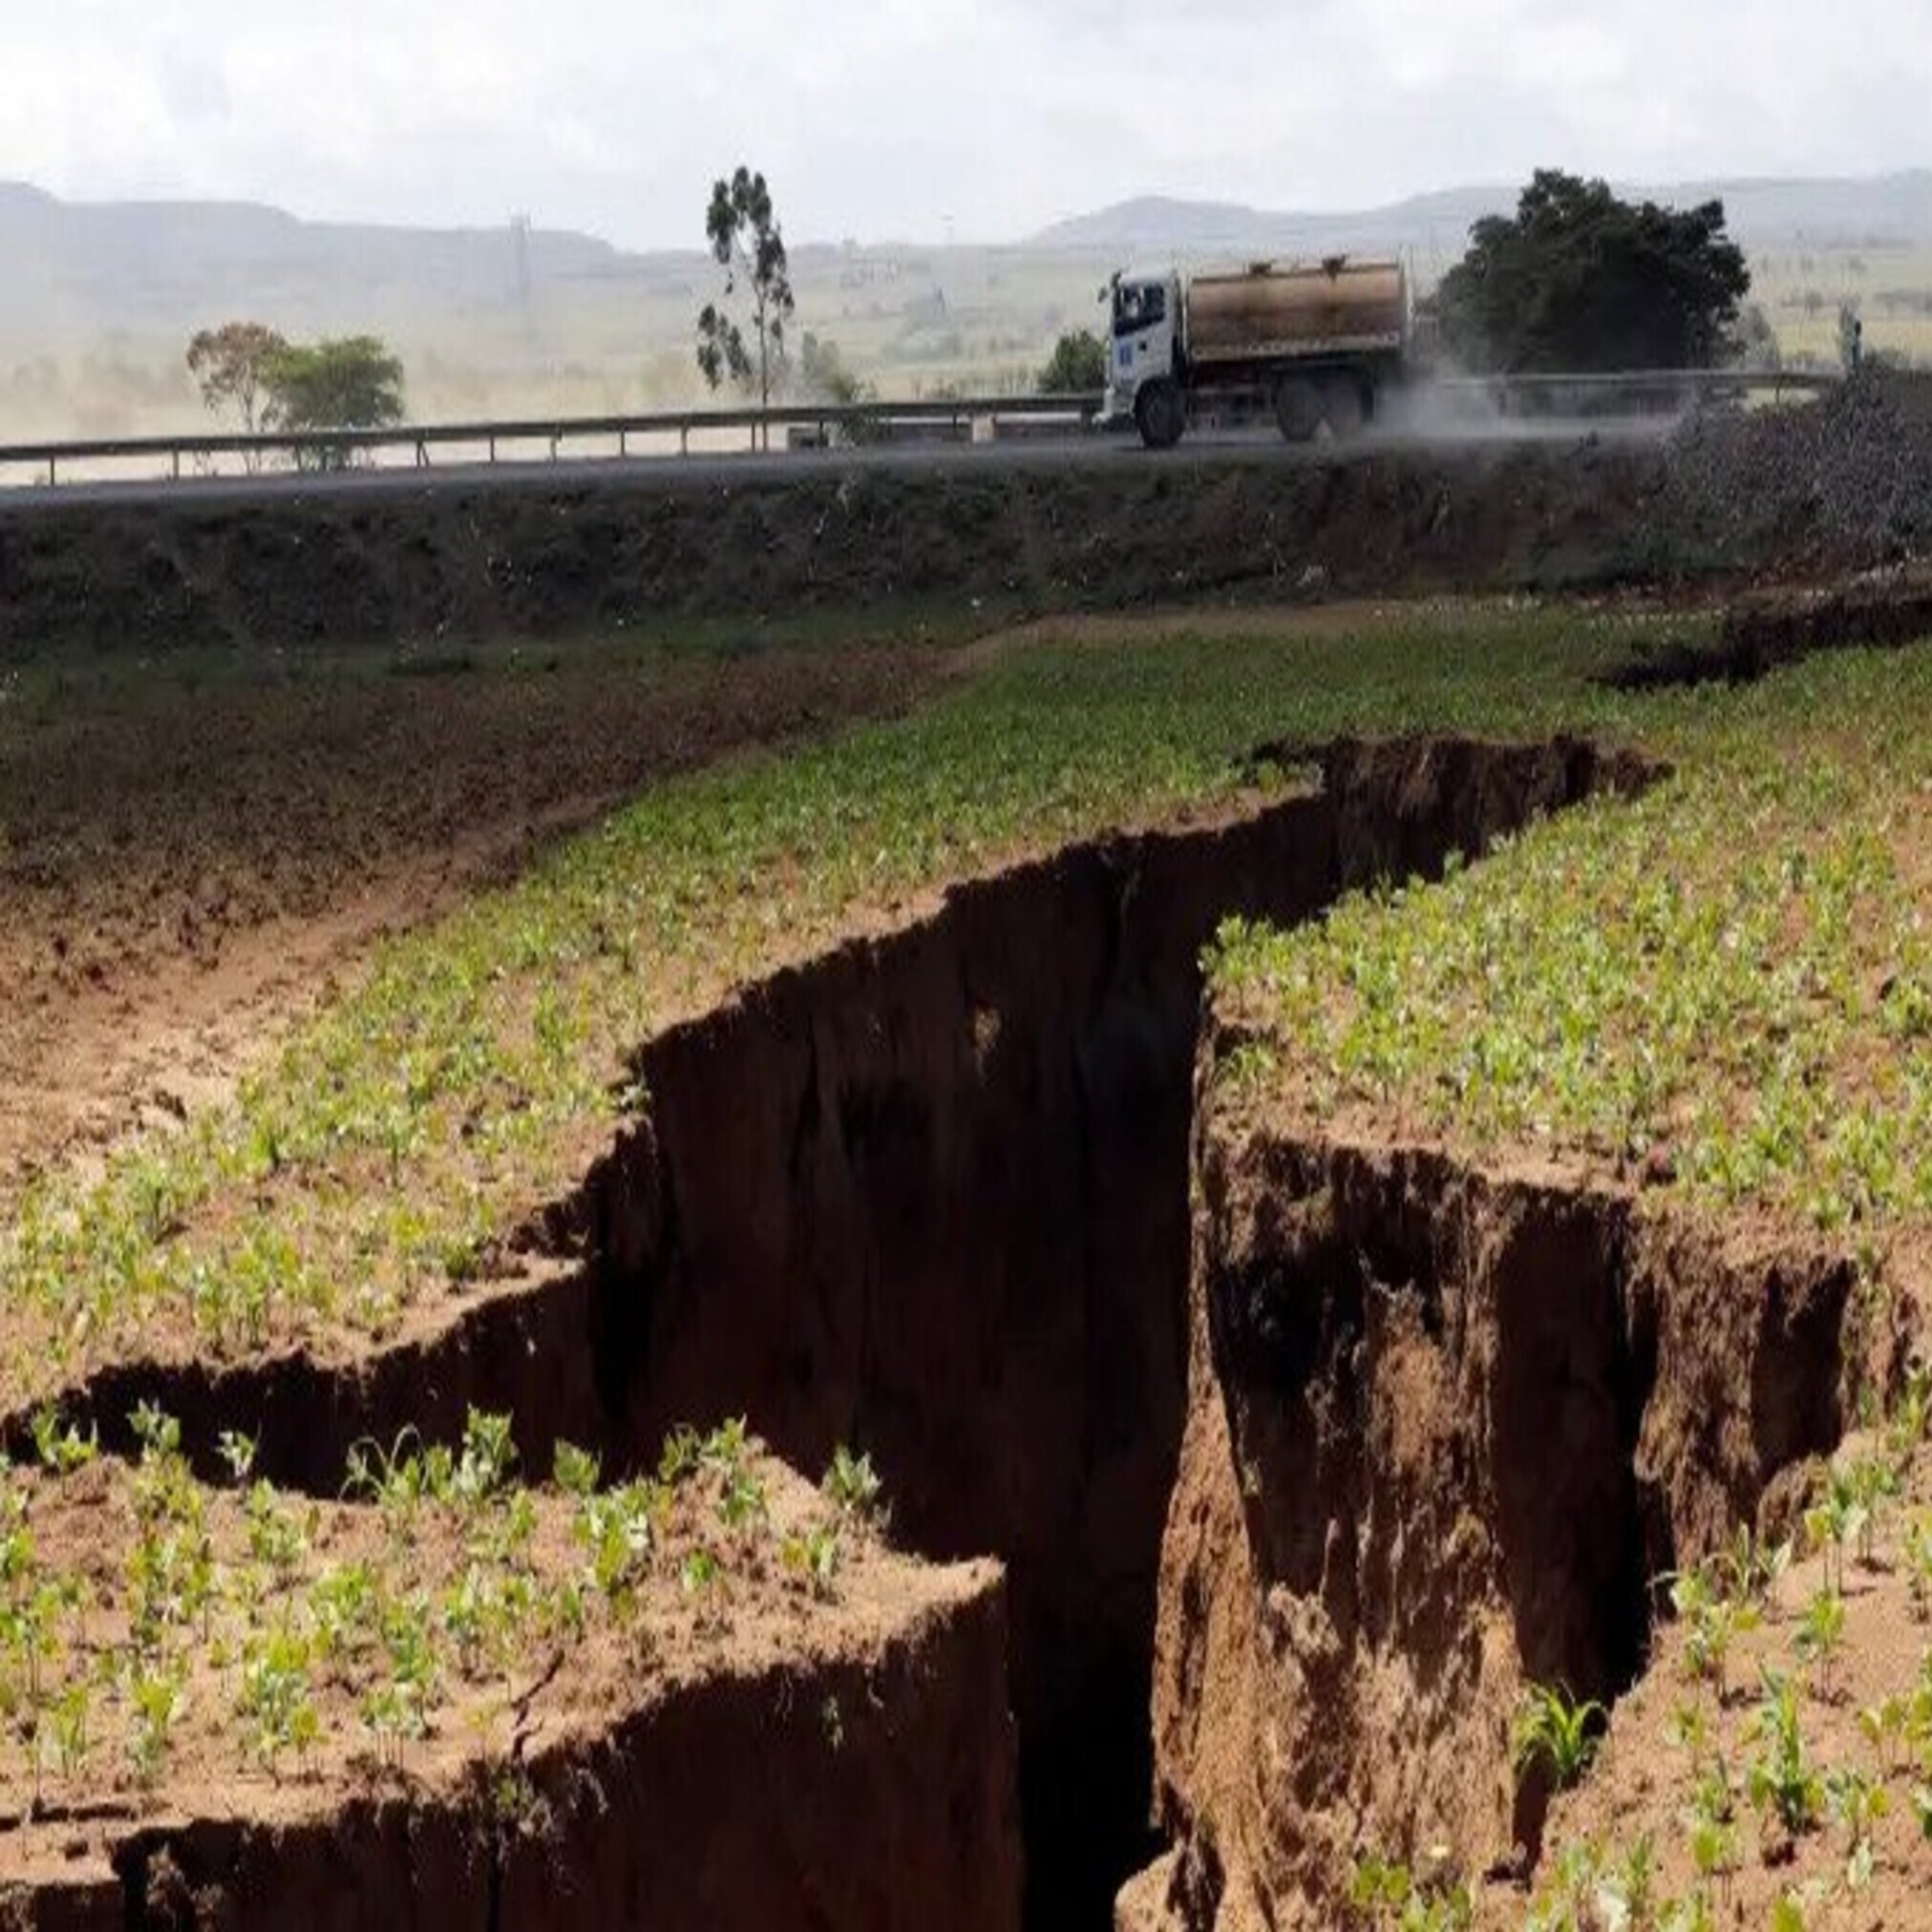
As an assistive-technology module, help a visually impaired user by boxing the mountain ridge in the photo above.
[1032,171,1932,254]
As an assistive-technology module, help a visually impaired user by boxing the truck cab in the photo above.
[1103,272,1184,443]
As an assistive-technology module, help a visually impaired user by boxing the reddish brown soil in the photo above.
[0,638,947,1204]
[1127,1093,1897,1927]
[1517,1432,1932,1929]
[0,1454,1020,1932]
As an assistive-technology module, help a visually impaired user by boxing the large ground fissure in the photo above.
[574,736,1645,1924]
[0,735,1658,1928]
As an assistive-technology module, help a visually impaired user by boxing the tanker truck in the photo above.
[1103,256,1412,449]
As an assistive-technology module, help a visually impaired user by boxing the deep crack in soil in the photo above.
[1133,1132,1889,1929]
[1,732,1664,1927]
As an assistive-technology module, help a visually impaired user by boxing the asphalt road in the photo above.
[0,415,1678,513]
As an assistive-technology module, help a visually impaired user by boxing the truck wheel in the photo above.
[1274,377,1322,443]
[1320,374,1367,439]
[1136,381,1185,451]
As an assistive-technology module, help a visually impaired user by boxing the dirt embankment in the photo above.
[5,1463,1020,1932]
[1128,1099,1895,1928]
[7,374,1930,663]
[0,443,1667,657]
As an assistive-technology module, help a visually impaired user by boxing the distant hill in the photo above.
[1035,172,1932,260]
[0,183,695,342]
[1030,188,1508,261]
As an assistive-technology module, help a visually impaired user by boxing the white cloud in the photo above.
[0,0,1926,243]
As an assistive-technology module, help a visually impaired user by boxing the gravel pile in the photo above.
[1656,371,1932,570]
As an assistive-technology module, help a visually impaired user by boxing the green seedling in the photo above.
[1824,1765,1889,1889]
[126,1662,187,1788]
[1845,1451,1900,1567]
[1858,1691,1914,1775]
[1793,1586,1846,1698]
[699,1417,750,1475]
[239,1625,320,1773]
[1669,1567,1759,1705]
[1747,1668,1823,1836]
[781,1523,841,1598]
[217,1430,258,1483]
[822,1445,885,1520]
[1513,1682,1605,1793]
[29,1409,96,1476]
[553,1442,601,1497]
[1720,1525,1792,1606]
[1804,1467,1865,1596]
[1592,1835,1658,1929]
[717,1466,767,1532]
[1348,1853,1473,1931]
[45,1679,92,1783]
[658,1427,704,1487]
[1904,1515,1932,1619]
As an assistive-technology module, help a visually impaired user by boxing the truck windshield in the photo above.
[1113,283,1166,337]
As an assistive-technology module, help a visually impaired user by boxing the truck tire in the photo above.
[1274,376,1323,443]
[1320,374,1367,439]
[1136,381,1186,451]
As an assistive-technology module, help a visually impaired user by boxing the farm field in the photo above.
[0,615,968,1200]
[5,454,1932,1922]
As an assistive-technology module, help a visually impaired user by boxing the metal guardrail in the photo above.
[0,395,1105,485]
[0,370,1834,486]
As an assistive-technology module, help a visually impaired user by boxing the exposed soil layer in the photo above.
[0,733,1650,1926]
[1133,1095,1894,1928]
[0,1455,1020,1932]
[1605,562,1932,689]
[0,443,1667,657]
[559,733,1649,1924]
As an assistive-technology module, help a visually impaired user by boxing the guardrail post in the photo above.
[681,425,690,456]
[619,429,628,458]
[172,451,180,481]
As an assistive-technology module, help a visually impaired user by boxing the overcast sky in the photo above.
[4,0,1929,246]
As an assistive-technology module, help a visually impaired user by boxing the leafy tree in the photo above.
[697,167,795,444]
[186,324,288,466]
[1434,170,1751,372]
[797,331,871,407]
[264,336,406,469]
[1038,329,1107,395]
[1730,300,1782,371]
[266,336,405,430]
